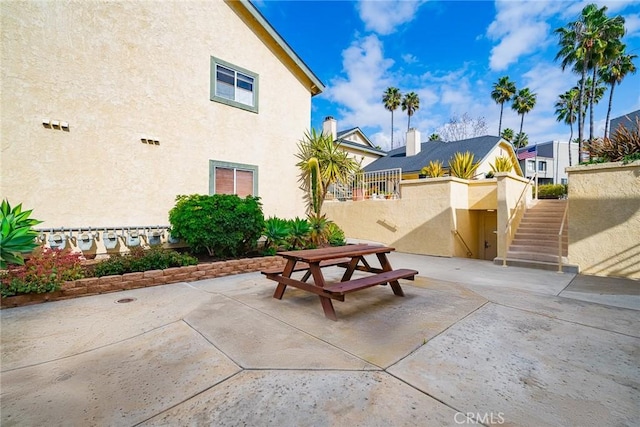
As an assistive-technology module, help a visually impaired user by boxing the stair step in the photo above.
[509,245,568,255]
[506,251,566,263]
[512,239,567,246]
[494,258,579,273]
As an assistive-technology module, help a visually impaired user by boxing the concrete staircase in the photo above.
[501,199,578,273]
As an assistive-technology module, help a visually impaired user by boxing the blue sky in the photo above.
[255,0,640,150]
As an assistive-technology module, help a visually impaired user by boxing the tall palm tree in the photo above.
[491,76,517,136]
[599,49,637,138]
[555,87,580,166]
[401,92,420,131]
[555,4,625,157]
[511,87,537,136]
[382,87,402,149]
[501,128,514,142]
[513,132,528,149]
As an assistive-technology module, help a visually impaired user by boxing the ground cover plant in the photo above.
[1,248,85,297]
[90,246,197,277]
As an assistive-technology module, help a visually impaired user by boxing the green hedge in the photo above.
[535,184,567,199]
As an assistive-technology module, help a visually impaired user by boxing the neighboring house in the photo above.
[364,130,522,179]
[0,0,324,229]
[609,109,640,135]
[322,117,386,168]
[516,141,579,185]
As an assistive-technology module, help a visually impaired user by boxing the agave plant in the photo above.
[1,199,43,268]
[326,222,346,247]
[420,160,445,178]
[490,156,513,173]
[286,217,311,250]
[263,217,289,254]
[448,151,479,179]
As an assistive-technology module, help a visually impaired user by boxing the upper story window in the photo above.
[527,160,535,172]
[538,161,547,172]
[210,57,259,113]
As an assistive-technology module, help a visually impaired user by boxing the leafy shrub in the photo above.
[326,222,346,247]
[91,247,198,277]
[586,117,640,163]
[535,184,567,199]
[420,160,445,178]
[169,194,265,258]
[1,248,84,297]
[448,151,479,179]
[1,199,43,268]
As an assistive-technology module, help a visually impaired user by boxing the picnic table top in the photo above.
[277,244,395,263]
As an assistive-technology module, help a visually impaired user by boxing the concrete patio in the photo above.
[1,253,638,426]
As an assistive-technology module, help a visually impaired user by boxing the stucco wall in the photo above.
[324,176,518,259]
[1,1,311,228]
[495,173,532,258]
[567,162,640,279]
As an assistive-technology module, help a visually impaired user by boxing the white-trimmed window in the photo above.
[210,57,258,113]
[209,161,258,198]
[538,161,547,172]
[527,160,535,172]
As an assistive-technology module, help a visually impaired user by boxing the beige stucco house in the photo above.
[321,117,386,168]
[0,0,323,230]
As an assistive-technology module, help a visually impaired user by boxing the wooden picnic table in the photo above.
[262,244,418,321]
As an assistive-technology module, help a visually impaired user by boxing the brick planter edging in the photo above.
[1,256,287,309]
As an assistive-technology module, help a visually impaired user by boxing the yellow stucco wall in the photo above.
[1,1,312,228]
[495,172,532,258]
[323,176,521,259]
[567,162,640,279]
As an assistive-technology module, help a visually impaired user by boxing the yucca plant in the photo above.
[587,117,640,163]
[307,213,330,248]
[420,160,445,177]
[1,199,43,269]
[490,156,513,173]
[448,151,479,179]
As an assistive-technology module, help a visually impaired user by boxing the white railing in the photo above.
[327,168,402,201]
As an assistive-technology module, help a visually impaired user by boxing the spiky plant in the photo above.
[420,160,445,177]
[286,217,311,250]
[587,117,640,162]
[448,151,480,180]
[1,199,43,268]
[490,156,514,173]
[263,217,290,254]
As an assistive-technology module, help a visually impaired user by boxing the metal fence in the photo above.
[327,168,402,201]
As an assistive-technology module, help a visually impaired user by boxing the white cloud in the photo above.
[486,0,563,71]
[356,0,425,35]
[402,53,418,64]
[322,35,395,134]
[624,13,640,37]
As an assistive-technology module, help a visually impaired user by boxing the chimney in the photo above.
[406,128,421,156]
[323,116,337,141]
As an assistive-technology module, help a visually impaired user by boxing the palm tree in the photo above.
[401,92,420,131]
[491,76,517,136]
[428,133,440,141]
[511,88,537,136]
[501,128,514,142]
[599,49,637,137]
[582,76,606,136]
[513,132,529,149]
[382,87,402,149]
[555,87,580,166]
[555,4,625,157]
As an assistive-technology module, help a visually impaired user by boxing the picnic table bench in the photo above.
[261,244,418,320]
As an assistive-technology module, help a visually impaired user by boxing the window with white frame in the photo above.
[210,57,258,113]
[527,160,535,172]
[209,161,258,198]
[538,161,547,172]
